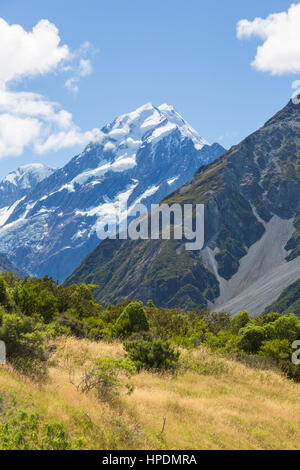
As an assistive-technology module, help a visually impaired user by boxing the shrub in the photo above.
[0,277,7,304]
[200,310,231,335]
[83,316,105,340]
[269,314,300,342]
[237,324,265,354]
[13,285,58,323]
[63,284,100,319]
[172,319,209,348]
[114,302,149,338]
[56,311,85,338]
[230,310,251,334]
[124,339,180,372]
[70,357,136,401]
[0,312,48,380]
[146,306,192,340]
[205,330,239,352]
[260,339,292,361]
[180,350,229,377]
[255,312,281,326]
[0,409,79,450]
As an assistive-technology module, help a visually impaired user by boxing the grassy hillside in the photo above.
[1,336,300,450]
[2,272,300,450]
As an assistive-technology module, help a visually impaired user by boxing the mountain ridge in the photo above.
[65,98,300,314]
[0,253,27,277]
[0,103,225,282]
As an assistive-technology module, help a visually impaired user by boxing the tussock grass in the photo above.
[1,337,300,449]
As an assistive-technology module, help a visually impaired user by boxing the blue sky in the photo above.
[0,0,299,178]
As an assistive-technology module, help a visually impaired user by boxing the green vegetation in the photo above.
[1,271,300,380]
[124,339,179,372]
[1,270,300,449]
[114,301,149,338]
[264,278,300,316]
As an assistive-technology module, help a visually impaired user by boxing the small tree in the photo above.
[13,285,58,323]
[0,277,7,305]
[0,312,48,380]
[69,357,136,401]
[114,302,149,338]
[271,314,300,342]
[237,324,265,354]
[124,338,180,372]
[260,339,292,361]
[230,310,251,334]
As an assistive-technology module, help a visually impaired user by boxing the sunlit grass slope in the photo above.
[1,337,300,450]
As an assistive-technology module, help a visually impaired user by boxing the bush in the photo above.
[237,324,265,354]
[230,310,251,334]
[124,339,180,372]
[267,313,300,342]
[255,312,281,326]
[205,330,239,352]
[63,284,100,319]
[0,277,8,304]
[83,316,105,340]
[200,310,231,335]
[260,339,292,361]
[180,350,229,377]
[56,311,85,338]
[0,408,79,450]
[114,302,149,338]
[13,285,58,323]
[0,312,48,380]
[70,357,136,401]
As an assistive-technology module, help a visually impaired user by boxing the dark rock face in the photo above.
[0,103,224,282]
[65,99,300,311]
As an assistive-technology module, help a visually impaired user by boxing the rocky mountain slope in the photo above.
[264,278,300,316]
[0,253,26,277]
[0,103,224,282]
[66,98,300,315]
[0,164,55,209]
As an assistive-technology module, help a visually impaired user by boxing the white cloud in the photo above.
[237,3,300,75]
[0,18,70,84]
[0,84,101,156]
[78,59,92,77]
[35,128,103,154]
[64,58,92,94]
[0,17,100,159]
[0,114,41,157]
[65,77,79,94]
[0,87,73,128]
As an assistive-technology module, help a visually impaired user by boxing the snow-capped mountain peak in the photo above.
[0,103,225,282]
[72,103,211,188]
[2,163,55,189]
[0,163,55,208]
[101,102,208,151]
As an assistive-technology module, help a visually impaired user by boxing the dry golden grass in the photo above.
[1,337,300,449]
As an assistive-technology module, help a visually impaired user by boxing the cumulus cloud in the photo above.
[0,86,102,157]
[0,114,41,158]
[35,128,103,154]
[0,17,100,159]
[237,3,300,75]
[0,18,70,84]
